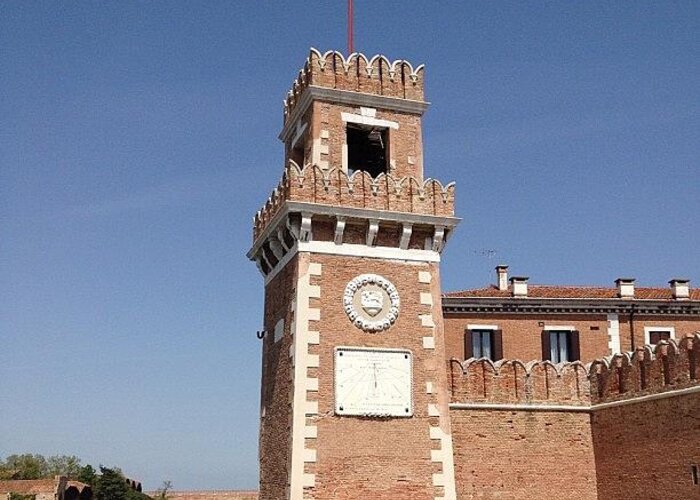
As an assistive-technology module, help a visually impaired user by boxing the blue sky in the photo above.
[1,0,698,491]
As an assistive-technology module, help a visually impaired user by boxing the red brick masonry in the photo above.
[449,334,700,500]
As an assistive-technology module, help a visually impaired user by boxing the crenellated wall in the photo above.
[589,334,699,403]
[449,334,700,499]
[449,358,591,406]
[253,162,455,241]
[283,49,425,122]
[449,333,699,406]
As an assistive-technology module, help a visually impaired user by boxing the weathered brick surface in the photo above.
[259,257,298,500]
[449,358,591,406]
[0,478,66,500]
[303,254,449,499]
[592,392,700,500]
[589,335,700,403]
[449,335,699,406]
[451,409,598,500]
[253,164,455,242]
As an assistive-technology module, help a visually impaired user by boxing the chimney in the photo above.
[669,278,690,300]
[510,276,528,297]
[496,265,509,291]
[616,278,635,299]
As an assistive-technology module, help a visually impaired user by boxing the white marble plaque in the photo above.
[343,274,400,332]
[334,347,413,417]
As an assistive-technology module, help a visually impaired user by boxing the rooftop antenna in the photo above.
[347,0,354,54]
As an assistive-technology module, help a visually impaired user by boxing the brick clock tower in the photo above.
[248,49,459,500]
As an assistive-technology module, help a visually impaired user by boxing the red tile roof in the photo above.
[444,285,700,300]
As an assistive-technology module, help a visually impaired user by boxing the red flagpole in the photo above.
[348,0,354,54]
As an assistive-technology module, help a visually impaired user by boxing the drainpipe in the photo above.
[629,305,636,351]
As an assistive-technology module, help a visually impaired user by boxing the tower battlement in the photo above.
[449,333,700,406]
[283,49,425,123]
[253,161,455,241]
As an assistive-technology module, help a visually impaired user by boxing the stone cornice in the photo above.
[249,200,460,260]
[442,296,700,316]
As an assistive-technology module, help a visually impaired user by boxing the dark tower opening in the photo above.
[347,124,388,177]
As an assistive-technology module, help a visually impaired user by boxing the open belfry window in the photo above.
[542,329,580,363]
[464,326,503,361]
[347,124,388,177]
[289,141,304,166]
[288,120,308,166]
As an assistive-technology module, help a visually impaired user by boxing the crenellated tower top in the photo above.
[279,48,430,182]
[249,49,458,280]
[283,48,426,123]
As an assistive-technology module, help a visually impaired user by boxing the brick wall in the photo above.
[588,334,699,403]
[449,358,591,406]
[259,256,299,500]
[299,100,425,180]
[592,392,700,499]
[449,357,598,499]
[451,409,598,500]
[301,254,453,499]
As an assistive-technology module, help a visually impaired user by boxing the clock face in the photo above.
[334,347,413,417]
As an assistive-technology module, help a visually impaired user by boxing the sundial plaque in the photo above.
[334,346,413,417]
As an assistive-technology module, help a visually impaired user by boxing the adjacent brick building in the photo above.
[248,48,700,499]
[444,266,700,364]
[0,477,92,500]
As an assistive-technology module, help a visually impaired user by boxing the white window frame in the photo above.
[543,325,576,331]
[643,326,675,345]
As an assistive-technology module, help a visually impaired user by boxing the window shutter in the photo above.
[570,330,581,361]
[464,329,473,360]
[492,330,503,361]
[541,330,551,361]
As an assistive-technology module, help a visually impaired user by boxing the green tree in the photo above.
[95,466,129,500]
[47,455,83,478]
[0,454,49,479]
[9,494,36,500]
[77,464,98,486]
